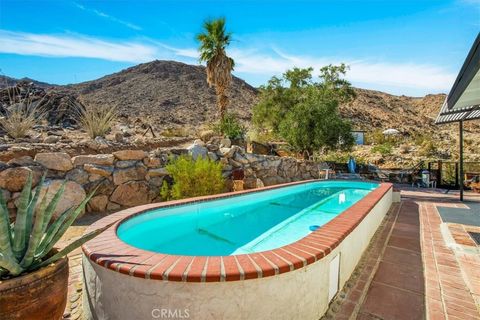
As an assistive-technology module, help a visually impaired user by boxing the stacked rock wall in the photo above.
[0,141,328,216]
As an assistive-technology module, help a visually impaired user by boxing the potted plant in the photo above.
[0,173,111,320]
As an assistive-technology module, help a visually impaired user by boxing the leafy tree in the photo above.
[253,64,356,157]
[196,18,234,120]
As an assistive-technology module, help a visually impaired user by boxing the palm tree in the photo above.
[196,17,234,120]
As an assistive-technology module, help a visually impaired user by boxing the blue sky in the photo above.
[0,0,479,96]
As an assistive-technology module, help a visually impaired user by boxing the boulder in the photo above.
[35,180,86,219]
[65,168,89,185]
[115,160,137,168]
[87,195,109,212]
[219,147,236,158]
[0,167,41,192]
[187,141,208,160]
[88,173,104,182]
[147,168,168,177]
[110,181,150,207]
[114,132,124,143]
[72,154,115,167]
[243,177,257,189]
[84,164,113,177]
[83,178,115,196]
[106,201,121,212]
[148,176,165,187]
[34,152,73,171]
[249,141,271,155]
[7,156,35,167]
[219,138,232,148]
[112,150,148,161]
[143,156,162,168]
[233,153,249,164]
[207,152,218,161]
[43,136,60,144]
[113,164,147,185]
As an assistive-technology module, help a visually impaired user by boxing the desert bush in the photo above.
[0,106,39,139]
[372,142,393,156]
[77,105,116,139]
[213,113,245,139]
[160,155,224,200]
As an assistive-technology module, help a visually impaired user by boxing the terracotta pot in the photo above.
[0,255,69,320]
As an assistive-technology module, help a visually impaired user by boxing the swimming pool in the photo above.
[117,181,378,255]
[82,180,393,320]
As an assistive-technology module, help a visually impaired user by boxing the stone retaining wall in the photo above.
[0,139,328,216]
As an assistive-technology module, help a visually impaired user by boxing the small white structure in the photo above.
[382,128,400,136]
[351,130,366,145]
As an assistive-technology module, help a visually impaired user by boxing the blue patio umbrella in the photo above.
[348,157,356,174]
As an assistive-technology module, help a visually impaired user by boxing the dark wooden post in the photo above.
[460,120,464,201]
[437,160,442,187]
[455,163,459,188]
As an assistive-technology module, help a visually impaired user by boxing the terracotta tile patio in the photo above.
[325,188,480,320]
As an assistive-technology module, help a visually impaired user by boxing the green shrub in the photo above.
[372,143,393,156]
[213,113,245,139]
[160,155,225,200]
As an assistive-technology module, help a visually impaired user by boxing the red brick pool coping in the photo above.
[82,180,392,282]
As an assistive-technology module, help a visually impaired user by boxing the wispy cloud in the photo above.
[0,30,455,94]
[74,3,142,31]
[0,30,156,62]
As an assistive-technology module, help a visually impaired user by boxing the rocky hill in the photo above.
[2,60,478,165]
[66,60,258,129]
[2,61,452,134]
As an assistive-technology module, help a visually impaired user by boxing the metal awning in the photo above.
[435,99,480,124]
[436,32,480,124]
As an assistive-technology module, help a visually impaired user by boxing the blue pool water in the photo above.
[117,181,378,256]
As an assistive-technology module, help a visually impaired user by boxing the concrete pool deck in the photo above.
[60,187,480,319]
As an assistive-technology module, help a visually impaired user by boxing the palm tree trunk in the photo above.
[216,86,228,120]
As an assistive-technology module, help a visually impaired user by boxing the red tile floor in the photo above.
[325,188,480,319]
[61,189,480,320]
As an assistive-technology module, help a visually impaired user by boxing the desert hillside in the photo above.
[2,60,478,166]
[66,60,257,128]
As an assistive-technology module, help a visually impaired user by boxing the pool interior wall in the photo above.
[117,181,379,255]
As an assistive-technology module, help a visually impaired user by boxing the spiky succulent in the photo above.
[0,172,110,278]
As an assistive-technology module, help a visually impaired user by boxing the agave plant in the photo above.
[0,173,111,278]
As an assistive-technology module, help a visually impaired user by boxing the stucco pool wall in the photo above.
[82,181,392,320]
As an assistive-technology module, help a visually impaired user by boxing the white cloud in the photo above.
[0,30,157,63]
[0,29,456,94]
[74,3,142,31]
[229,48,455,92]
